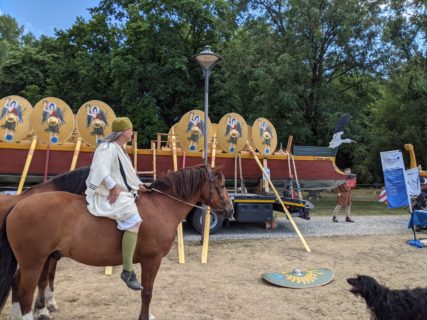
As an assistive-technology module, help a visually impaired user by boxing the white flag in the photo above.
[405,167,421,197]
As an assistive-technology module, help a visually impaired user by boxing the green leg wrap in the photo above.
[122,231,138,272]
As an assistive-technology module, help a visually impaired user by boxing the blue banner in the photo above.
[380,150,410,209]
[383,168,409,208]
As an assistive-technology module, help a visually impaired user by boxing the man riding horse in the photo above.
[85,117,148,291]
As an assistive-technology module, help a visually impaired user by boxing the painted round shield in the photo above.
[262,268,334,288]
[176,110,212,152]
[76,100,116,147]
[252,118,277,155]
[0,95,33,143]
[31,97,74,144]
[217,113,248,154]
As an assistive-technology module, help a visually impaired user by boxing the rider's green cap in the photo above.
[112,117,133,132]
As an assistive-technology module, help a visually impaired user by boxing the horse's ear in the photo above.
[213,165,224,176]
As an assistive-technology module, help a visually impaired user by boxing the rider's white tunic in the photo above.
[85,142,141,222]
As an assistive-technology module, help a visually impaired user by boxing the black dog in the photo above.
[347,275,427,320]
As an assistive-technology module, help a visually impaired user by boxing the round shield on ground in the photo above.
[217,113,248,154]
[76,100,116,147]
[262,268,334,288]
[252,118,277,155]
[176,110,212,152]
[0,95,33,143]
[31,97,74,144]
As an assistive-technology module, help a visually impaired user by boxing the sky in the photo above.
[0,0,101,38]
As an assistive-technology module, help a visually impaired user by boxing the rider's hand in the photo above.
[139,184,148,193]
[108,185,121,204]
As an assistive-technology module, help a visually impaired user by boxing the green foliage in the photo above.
[0,0,425,185]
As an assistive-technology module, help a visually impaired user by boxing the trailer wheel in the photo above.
[190,208,224,234]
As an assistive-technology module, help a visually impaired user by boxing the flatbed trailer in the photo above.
[188,192,311,234]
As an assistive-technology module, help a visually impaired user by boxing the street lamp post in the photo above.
[193,45,222,164]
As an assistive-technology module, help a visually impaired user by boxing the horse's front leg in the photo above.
[138,256,162,320]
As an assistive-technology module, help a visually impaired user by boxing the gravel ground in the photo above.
[183,214,414,241]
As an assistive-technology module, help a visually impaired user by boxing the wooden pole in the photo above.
[286,135,293,153]
[263,158,269,192]
[17,137,38,195]
[157,133,161,150]
[70,137,82,171]
[247,142,311,252]
[171,127,185,264]
[43,144,51,183]
[234,153,238,193]
[151,141,157,180]
[210,134,217,168]
[133,132,138,170]
[201,134,217,264]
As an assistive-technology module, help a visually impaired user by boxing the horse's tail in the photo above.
[0,206,17,312]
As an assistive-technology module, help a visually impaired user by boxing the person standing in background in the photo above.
[332,168,355,223]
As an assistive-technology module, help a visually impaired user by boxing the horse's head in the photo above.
[201,166,234,218]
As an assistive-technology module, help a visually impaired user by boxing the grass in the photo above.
[307,188,407,216]
[276,188,408,217]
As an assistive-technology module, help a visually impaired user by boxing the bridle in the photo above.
[206,166,226,208]
[148,166,229,210]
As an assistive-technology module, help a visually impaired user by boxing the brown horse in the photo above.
[0,167,90,314]
[0,165,233,320]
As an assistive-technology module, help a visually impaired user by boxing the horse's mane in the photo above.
[50,166,90,194]
[150,165,217,201]
[24,166,90,195]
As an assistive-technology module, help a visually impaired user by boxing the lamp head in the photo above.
[193,45,222,71]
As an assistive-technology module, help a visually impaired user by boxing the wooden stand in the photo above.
[201,133,217,264]
[70,137,82,171]
[247,142,311,252]
[17,137,38,194]
[171,127,186,264]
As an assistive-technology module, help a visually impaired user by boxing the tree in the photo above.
[247,0,384,140]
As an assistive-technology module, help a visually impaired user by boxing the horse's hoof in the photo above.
[47,303,59,313]
[46,299,59,313]
[149,313,156,320]
[34,307,52,320]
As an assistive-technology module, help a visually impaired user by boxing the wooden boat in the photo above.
[0,96,346,190]
[0,139,346,191]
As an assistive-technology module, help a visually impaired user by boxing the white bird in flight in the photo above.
[328,114,357,149]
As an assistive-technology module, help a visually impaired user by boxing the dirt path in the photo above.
[1,233,426,320]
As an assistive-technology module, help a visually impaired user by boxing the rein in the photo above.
[150,188,206,210]
[148,165,225,210]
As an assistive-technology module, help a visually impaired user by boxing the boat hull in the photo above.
[0,142,346,190]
